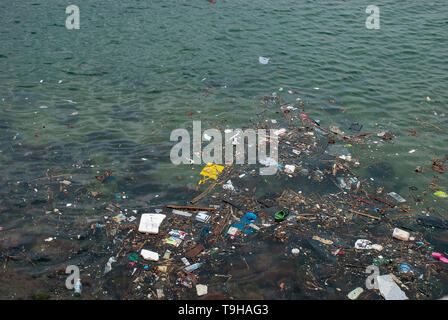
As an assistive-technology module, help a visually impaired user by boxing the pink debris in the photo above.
[300,114,311,123]
[432,252,448,263]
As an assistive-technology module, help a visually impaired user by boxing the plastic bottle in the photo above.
[184,262,203,272]
[388,192,406,203]
[74,278,82,295]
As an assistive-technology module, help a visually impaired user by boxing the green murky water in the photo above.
[0,0,447,299]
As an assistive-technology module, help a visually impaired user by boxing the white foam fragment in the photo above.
[377,275,408,300]
[259,56,270,64]
[196,284,208,296]
[138,213,166,234]
[141,249,159,261]
[172,210,192,217]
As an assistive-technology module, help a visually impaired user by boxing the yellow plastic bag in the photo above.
[434,191,448,199]
[198,163,224,185]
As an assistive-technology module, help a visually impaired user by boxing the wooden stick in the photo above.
[242,257,250,270]
[21,252,36,266]
[349,209,381,220]
[167,205,215,212]
[367,194,396,208]
[415,117,443,132]
[191,182,217,204]
[220,199,243,211]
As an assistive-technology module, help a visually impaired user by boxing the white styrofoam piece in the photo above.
[141,249,159,261]
[392,228,410,241]
[172,210,192,217]
[138,213,166,234]
[196,212,210,223]
[196,284,208,296]
[377,275,408,300]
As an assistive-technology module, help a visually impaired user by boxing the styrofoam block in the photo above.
[196,284,208,296]
[138,213,166,234]
[141,249,159,261]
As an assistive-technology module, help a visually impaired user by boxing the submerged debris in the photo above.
[0,89,447,300]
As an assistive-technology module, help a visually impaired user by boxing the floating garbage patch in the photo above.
[0,90,447,300]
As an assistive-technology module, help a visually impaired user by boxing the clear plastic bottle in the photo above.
[184,262,202,272]
[74,278,82,295]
